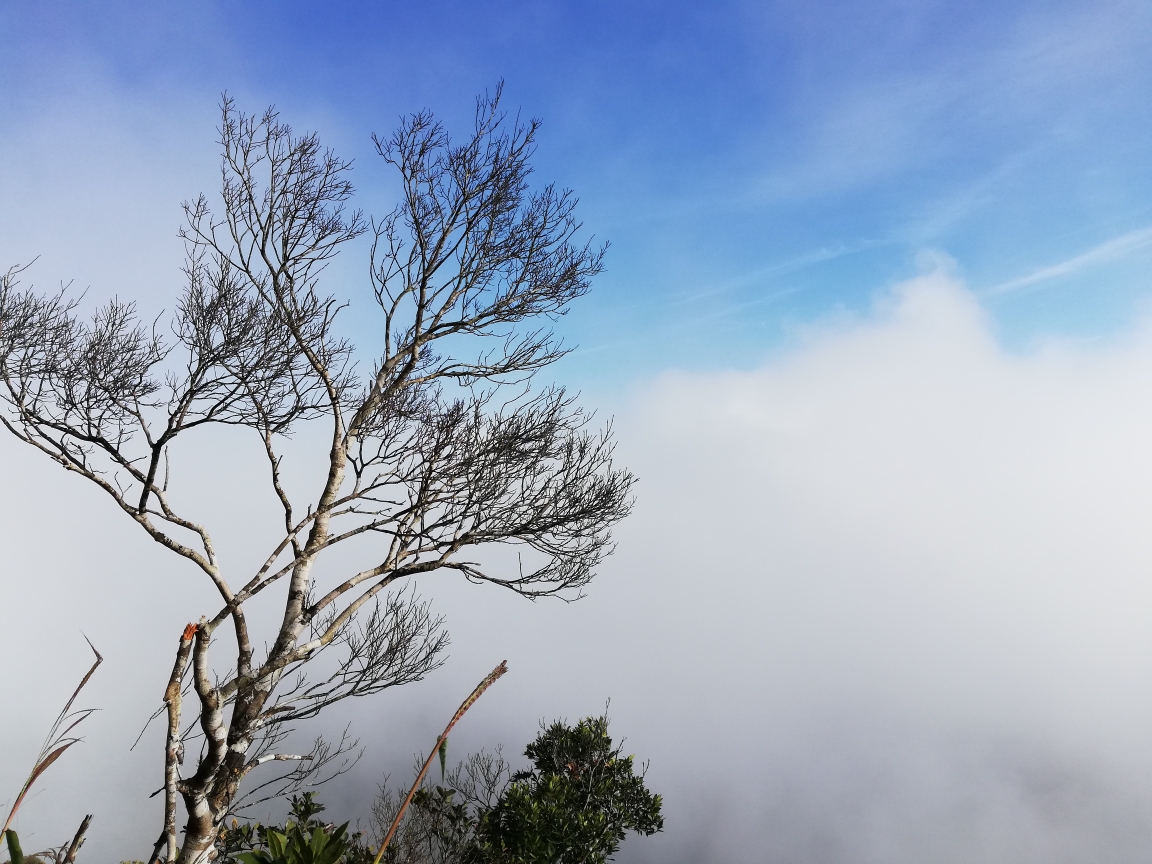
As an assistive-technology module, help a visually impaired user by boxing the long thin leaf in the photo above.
[1,639,103,834]
[27,742,77,786]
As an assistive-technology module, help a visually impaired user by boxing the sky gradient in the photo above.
[4,2,1152,861]
[5,0,1152,377]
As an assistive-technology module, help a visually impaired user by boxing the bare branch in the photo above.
[1,88,633,863]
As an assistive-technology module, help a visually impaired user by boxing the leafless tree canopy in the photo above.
[0,87,633,863]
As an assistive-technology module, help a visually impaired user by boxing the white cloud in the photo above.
[594,269,1152,861]
[7,268,1152,862]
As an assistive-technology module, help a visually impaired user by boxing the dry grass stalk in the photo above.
[2,638,103,835]
[371,661,508,864]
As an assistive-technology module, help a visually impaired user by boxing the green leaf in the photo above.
[265,830,288,861]
[5,829,24,864]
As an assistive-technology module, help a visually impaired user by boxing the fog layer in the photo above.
[6,270,1152,862]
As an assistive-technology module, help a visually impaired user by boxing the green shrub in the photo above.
[471,716,663,864]
[222,715,662,864]
[375,715,662,864]
[217,794,372,864]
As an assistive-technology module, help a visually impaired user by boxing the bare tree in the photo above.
[0,86,634,864]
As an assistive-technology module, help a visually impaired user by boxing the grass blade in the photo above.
[1,639,102,834]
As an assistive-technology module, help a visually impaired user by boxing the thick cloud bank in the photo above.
[601,271,1152,862]
[6,271,1152,863]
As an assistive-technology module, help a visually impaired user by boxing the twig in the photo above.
[145,830,167,864]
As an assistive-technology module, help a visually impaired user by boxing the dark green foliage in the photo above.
[224,716,662,864]
[382,715,662,864]
[234,823,349,864]
[217,794,373,864]
[469,717,662,864]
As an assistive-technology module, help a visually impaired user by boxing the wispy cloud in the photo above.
[984,226,1152,296]
[568,241,881,360]
[666,240,881,308]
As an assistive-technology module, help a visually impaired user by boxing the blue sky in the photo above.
[5,0,1152,383]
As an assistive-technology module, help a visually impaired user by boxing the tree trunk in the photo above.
[176,795,217,864]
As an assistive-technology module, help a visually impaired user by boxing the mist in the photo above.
[6,268,1152,862]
